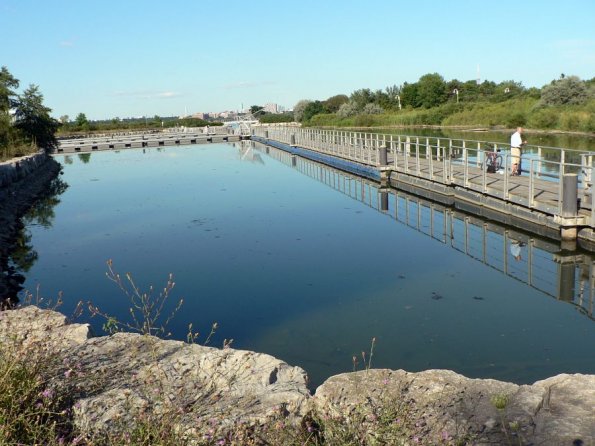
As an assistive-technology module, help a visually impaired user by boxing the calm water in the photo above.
[18,142,595,389]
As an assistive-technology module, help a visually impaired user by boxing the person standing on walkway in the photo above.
[510,127,526,176]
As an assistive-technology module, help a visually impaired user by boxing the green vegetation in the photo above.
[0,66,59,161]
[294,73,595,133]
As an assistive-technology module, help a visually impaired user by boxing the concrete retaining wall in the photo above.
[0,153,48,188]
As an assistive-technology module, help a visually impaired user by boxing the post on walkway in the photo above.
[379,145,388,166]
[561,173,579,240]
[265,130,269,139]
[290,134,296,146]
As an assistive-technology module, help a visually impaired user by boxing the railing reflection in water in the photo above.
[249,141,594,320]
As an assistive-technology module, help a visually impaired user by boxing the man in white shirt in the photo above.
[510,127,526,176]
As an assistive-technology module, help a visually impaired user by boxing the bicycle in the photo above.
[484,146,503,173]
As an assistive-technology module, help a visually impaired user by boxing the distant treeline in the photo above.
[58,114,224,136]
[290,73,595,132]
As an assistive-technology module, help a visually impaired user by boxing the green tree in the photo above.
[302,101,327,122]
[323,94,349,113]
[540,75,590,106]
[417,73,448,108]
[14,84,59,152]
[293,100,312,122]
[75,112,89,129]
[350,88,374,111]
[249,105,264,116]
[400,82,420,108]
[0,67,20,150]
[0,66,19,112]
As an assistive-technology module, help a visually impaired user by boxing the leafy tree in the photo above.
[400,82,420,108]
[323,94,348,113]
[75,112,89,128]
[350,89,374,111]
[14,84,59,152]
[59,115,69,124]
[337,101,358,118]
[417,73,448,108]
[0,66,19,112]
[362,103,384,114]
[302,101,327,122]
[384,85,402,110]
[293,100,312,122]
[0,66,20,149]
[540,76,590,106]
[249,105,264,115]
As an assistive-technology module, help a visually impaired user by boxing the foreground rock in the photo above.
[1,306,594,445]
[314,369,595,445]
[0,306,310,440]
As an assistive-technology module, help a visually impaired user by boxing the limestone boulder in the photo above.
[313,368,595,445]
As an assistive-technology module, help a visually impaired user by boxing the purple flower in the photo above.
[64,369,73,378]
[41,389,54,399]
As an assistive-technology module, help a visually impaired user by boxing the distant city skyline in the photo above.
[2,0,594,120]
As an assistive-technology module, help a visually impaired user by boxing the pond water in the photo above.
[18,142,595,389]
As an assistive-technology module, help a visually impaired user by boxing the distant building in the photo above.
[264,103,279,114]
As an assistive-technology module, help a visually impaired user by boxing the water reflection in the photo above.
[0,176,69,308]
[233,140,265,164]
[254,141,594,320]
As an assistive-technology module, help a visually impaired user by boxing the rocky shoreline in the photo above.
[0,153,62,304]
[1,306,593,445]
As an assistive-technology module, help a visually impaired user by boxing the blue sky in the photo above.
[1,0,594,120]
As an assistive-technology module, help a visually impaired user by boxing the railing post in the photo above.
[504,153,510,200]
[529,159,535,207]
[416,137,420,175]
[428,137,434,180]
[463,140,469,187]
[379,144,388,166]
[537,146,542,178]
[405,136,410,174]
[561,173,579,240]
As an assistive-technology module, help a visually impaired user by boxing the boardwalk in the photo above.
[252,127,595,246]
[56,128,247,153]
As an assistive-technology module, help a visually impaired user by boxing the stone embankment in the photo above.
[0,153,62,303]
[1,306,593,445]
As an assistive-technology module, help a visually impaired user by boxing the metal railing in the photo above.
[253,126,594,224]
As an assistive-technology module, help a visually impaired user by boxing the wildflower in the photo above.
[441,430,451,441]
[64,369,73,378]
[413,436,420,443]
[383,378,390,385]
[217,439,226,445]
[41,388,54,399]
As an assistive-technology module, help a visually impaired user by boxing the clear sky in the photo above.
[1,0,594,120]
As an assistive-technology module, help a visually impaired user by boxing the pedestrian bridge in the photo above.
[251,127,595,248]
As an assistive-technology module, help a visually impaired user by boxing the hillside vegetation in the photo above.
[290,74,595,133]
